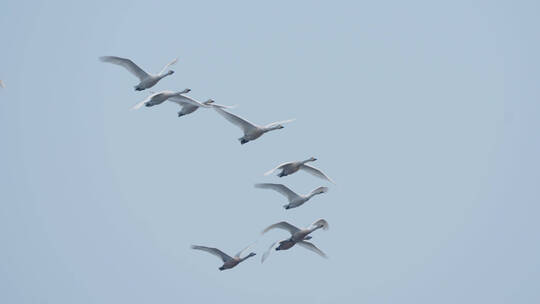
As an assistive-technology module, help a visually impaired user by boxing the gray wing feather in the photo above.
[300,164,335,183]
[99,56,149,80]
[191,245,233,262]
[261,241,279,263]
[214,108,257,133]
[255,183,300,202]
[262,221,301,235]
[297,241,328,258]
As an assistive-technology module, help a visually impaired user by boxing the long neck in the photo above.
[307,192,319,199]
[263,125,281,133]
[302,158,314,164]
[307,225,322,235]
[158,72,171,80]
[240,255,254,262]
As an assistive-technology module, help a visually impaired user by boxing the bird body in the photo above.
[100,56,178,91]
[255,183,328,209]
[261,219,329,262]
[214,108,294,144]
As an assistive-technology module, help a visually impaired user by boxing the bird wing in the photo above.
[308,186,329,196]
[255,183,300,202]
[0,80,4,88]
[203,101,236,109]
[191,245,233,262]
[99,56,149,81]
[158,58,178,75]
[214,108,257,133]
[263,119,295,129]
[263,161,292,176]
[300,164,335,184]
[131,94,155,110]
[234,241,257,258]
[262,221,301,235]
[261,241,279,263]
[168,95,204,107]
[297,241,328,258]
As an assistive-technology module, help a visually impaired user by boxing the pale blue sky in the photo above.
[1,1,539,303]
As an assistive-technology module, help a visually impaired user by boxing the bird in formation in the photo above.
[255,183,328,209]
[100,56,177,91]
[261,219,329,263]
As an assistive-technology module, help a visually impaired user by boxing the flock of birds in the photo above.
[97,55,336,271]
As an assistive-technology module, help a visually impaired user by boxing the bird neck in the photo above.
[265,125,281,132]
[307,225,322,234]
[159,73,171,80]
[240,254,254,262]
[307,192,318,199]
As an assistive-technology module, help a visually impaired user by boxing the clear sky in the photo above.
[1,1,539,303]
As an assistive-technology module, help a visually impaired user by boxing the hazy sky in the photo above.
[1,1,539,303]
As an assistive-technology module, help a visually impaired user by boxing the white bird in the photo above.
[261,219,329,263]
[99,56,177,91]
[0,80,4,88]
[131,89,191,110]
[255,183,328,210]
[264,157,334,183]
[169,95,235,117]
[214,108,294,144]
[191,243,256,271]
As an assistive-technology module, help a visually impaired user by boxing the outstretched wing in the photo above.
[264,162,292,176]
[264,119,295,129]
[262,221,301,235]
[300,164,335,184]
[158,58,178,75]
[214,108,257,134]
[297,241,327,258]
[255,183,300,202]
[169,95,204,108]
[202,100,236,109]
[131,94,156,110]
[261,241,279,263]
[191,245,233,262]
[99,56,149,81]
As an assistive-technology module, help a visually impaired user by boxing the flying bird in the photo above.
[264,157,334,183]
[214,108,294,144]
[0,80,4,88]
[255,183,328,209]
[261,219,329,263]
[191,244,256,271]
[99,56,177,91]
[169,95,235,117]
[131,89,191,110]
